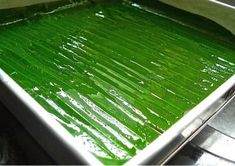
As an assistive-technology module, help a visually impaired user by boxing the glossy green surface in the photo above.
[0,1,235,165]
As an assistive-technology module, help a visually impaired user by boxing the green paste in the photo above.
[0,0,235,165]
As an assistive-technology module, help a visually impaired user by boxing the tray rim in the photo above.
[0,69,103,165]
[0,1,235,164]
[125,74,235,165]
[1,71,235,165]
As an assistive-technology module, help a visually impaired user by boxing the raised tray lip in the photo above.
[126,74,235,165]
[0,69,103,165]
[0,1,235,165]
[210,0,235,10]
[1,70,235,165]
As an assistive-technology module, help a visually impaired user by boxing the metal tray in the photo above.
[160,0,235,35]
[0,0,235,165]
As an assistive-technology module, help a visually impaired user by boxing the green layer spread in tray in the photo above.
[0,0,235,165]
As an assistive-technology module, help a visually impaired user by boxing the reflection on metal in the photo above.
[126,75,235,165]
[210,0,235,10]
[1,70,235,165]
[168,143,235,165]
[194,151,235,166]
[191,95,235,163]
[0,69,103,165]
[0,1,234,165]
[209,96,235,139]
[169,94,235,165]
[192,125,235,162]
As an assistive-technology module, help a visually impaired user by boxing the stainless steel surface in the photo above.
[0,102,55,164]
[188,147,235,166]
[192,125,235,162]
[1,60,235,165]
[168,94,235,165]
[126,75,235,165]
[160,0,235,35]
[209,96,235,139]
[1,70,235,166]
[0,1,235,165]
[192,95,235,163]
[216,0,235,6]
[168,143,235,165]
[0,69,102,165]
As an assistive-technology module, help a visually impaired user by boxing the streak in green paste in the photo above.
[0,0,235,165]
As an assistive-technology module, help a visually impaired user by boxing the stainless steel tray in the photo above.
[1,70,234,165]
[0,69,102,165]
[160,0,235,35]
[0,0,235,165]
[126,75,235,165]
